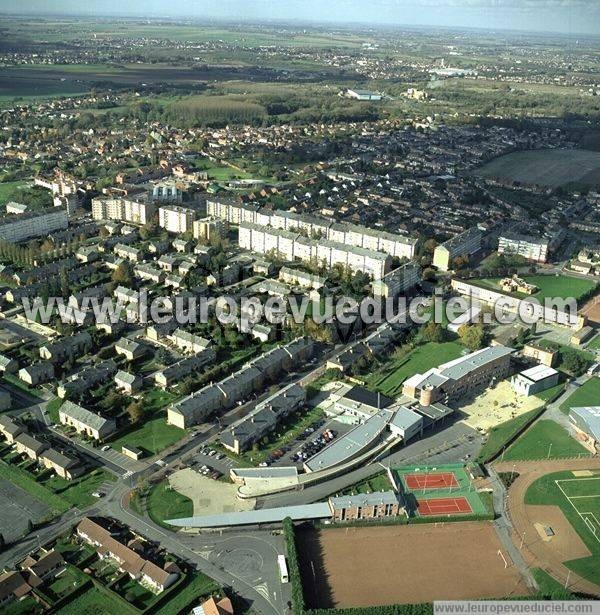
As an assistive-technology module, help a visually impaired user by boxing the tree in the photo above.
[422,321,446,343]
[458,324,486,351]
[127,400,144,425]
[560,349,588,376]
[112,261,133,286]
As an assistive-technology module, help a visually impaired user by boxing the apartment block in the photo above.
[433,226,482,272]
[159,205,196,234]
[0,207,68,242]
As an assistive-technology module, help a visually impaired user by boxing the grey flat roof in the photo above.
[440,345,513,381]
[329,490,399,510]
[167,502,330,528]
[232,466,298,479]
[304,410,391,472]
[570,406,600,440]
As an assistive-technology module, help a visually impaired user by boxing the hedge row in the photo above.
[283,517,307,615]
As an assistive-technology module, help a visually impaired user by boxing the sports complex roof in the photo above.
[166,502,331,528]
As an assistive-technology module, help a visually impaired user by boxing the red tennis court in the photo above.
[416,497,473,516]
[404,472,459,490]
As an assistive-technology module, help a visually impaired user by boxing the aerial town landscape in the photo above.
[0,0,600,613]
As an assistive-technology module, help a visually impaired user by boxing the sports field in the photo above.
[297,523,531,608]
[475,275,597,303]
[417,496,472,516]
[394,464,488,518]
[368,341,465,397]
[560,378,600,414]
[475,149,600,189]
[525,470,600,585]
[502,420,590,462]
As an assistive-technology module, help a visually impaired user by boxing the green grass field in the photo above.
[146,479,194,528]
[336,472,392,496]
[526,470,600,585]
[56,586,137,615]
[475,275,597,303]
[475,149,600,189]
[476,407,543,463]
[587,334,600,351]
[367,341,466,397]
[110,417,184,455]
[502,420,589,461]
[154,572,219,615]
[560,379,600,414]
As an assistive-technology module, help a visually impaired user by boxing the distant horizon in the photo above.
[2,11,599,39]
[1,0,599,36]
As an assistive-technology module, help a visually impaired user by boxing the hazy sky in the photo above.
[1,0,599,35]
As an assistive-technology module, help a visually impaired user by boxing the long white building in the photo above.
[239,222,392,279]
[0,207,68,242]
[207,199,417,260]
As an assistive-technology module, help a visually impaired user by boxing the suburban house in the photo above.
[14,433,47,461]
[0,416,23,444]
[18,361,55,386]
[39,448,80,480]
[76,518,179,593]
[115,370,143,394]
[39,331,92,363]
[115,338,149,361]
[59,400,116,441]
[220,383,306,454]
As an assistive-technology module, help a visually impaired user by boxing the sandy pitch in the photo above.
[458,381,544,432]
[169,468,255,516]
[298,522,530,609]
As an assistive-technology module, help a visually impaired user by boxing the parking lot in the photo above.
[270,416,355,469]
[0,479,50,542]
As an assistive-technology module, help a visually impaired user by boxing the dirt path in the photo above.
[494,458,600,596]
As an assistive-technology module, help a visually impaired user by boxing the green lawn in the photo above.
[110,417,184,455]
[0,459,68,516]
[46,397,63,423]
[154,572,219,615]
[476,407,543,463]
[534,381,565,402]
[587,334,600,351]
[3,596,43,615]
[43,468,116,508]
[525,471,600,585]
[474,275,597,303]
[531,568,573,597]
[56,586,137,615]
[560,378,600,414]
[502,420,589,461]
[367,341,466,397]
[0,180,25,205]
[146,479,194,528]
[337,472,392,496]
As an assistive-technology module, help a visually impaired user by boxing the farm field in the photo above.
[525,470,600,585]
[367,341,466,397]
[474,149,600,188]
[475,275,597,303]
[502,420,590,461]
[560,378,600,414]
[296,522,530,608]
